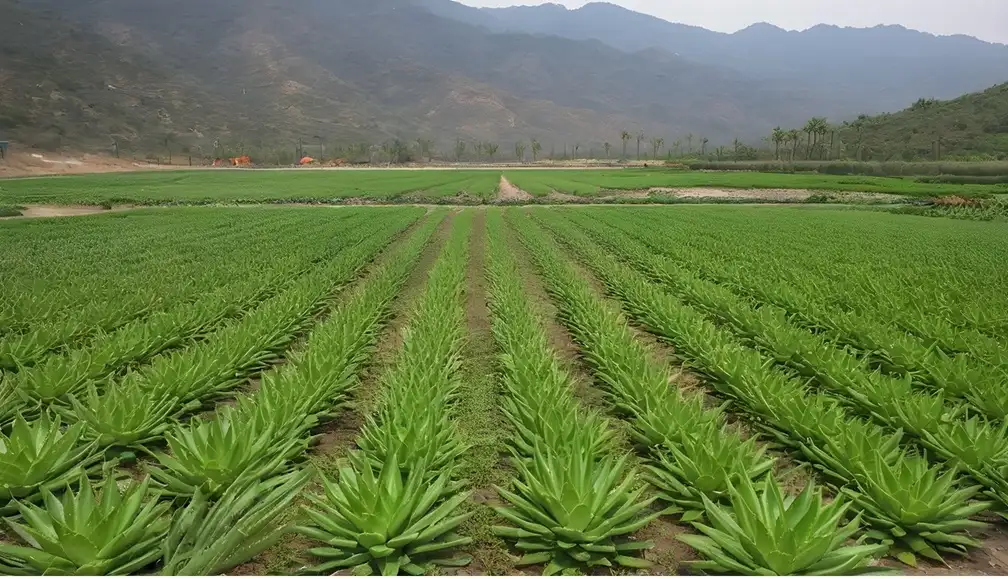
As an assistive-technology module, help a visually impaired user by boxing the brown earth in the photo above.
[496,175,533,203]
[0,150,177,177]
[650,186,902,203]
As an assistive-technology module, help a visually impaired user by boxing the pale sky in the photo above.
[458,0,1008,44]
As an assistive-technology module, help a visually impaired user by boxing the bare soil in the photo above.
[650,186,902,203]
[496,175,533,203]
[0,204,135,219]
[0,150,174,178]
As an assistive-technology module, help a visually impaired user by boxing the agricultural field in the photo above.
[0,204,1006,575]
[1,167,1004,208]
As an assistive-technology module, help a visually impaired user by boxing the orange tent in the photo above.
[299,156,315,165]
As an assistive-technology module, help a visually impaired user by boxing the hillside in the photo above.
[839,83,1008,161]
[4,0,1008,157]
[429,0,1008,115]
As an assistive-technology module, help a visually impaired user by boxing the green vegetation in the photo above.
[0,204,1005,573]
[0,206,21,218]
[1,168,1004,207]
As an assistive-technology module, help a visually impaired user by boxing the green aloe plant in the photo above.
[147,407,308,497]
[921,412,1008,477]
[69,380,190,449]
[162,469,311,575]
[296,452,472,575]
[493,447,657,575]
[0,473,169,575]
[678,476,889,575]
[0,413,98,514]
[645,426,774,520]
[843,452,990,566]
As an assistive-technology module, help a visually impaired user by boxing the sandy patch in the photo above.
[0,204,140,220]
[0,150,182,178]
[650,187,902,203]
[496,175,532,203]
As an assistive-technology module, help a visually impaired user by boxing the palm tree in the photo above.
[603,142,611,159]
[531,139,542,162]
[636,130,645,160]
[771,127,784,160]
[650,137,664,160]
[803,119,819,160]
[620,131,631,160]
[484,142,499,162]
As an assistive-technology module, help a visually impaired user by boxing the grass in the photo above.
[0,168,1001,207]
[0,206,23,217]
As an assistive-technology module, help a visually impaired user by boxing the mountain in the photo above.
[4,0,1007,157]
[839,83,1008,161]
[441,1,1008,115]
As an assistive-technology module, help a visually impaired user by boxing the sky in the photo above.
[457,0,1008,44]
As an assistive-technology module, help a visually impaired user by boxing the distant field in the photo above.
[0,168,1000,206]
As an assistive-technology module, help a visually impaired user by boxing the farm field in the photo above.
[0,167,1003,207]
[0,204,1007,575]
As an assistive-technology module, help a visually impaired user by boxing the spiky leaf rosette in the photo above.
[147,407,308,498]
[679,476,889,575]
[0,473,169,575]
[296,451,472,576]
[645,425,774,520]
[69,380,189,449]
[843,452,990,566]
[0,413,98,514]
[162,469,310,575]
[493,447,658,575]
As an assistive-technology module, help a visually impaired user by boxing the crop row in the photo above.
[604,208,1008,408]
[530,209,991,567]
[509,210,892,574]
[0,210,420,511]
[0,210,373,371]
[615,207,1008,349]
[0,209,436,574]
[484,210,661,574]
[0,212,395,426]
[295,212,475,576]
[556,209,1008,514]
[0,209,335,334]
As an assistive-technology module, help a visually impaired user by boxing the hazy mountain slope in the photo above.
[840,83,1008,161]
[458,1,1008,114]
[14,0,830,150]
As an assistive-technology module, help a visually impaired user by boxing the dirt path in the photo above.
[0,205,137,219]
[495,175,533,203]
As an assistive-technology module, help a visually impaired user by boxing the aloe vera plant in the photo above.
[69,380,189,449]
[297,452,472,575]
[162,469,311,575]
[843,452,990,566]
[645,426,774,520]
[679,476,889,575]
[0,413,98,514]
[494,448,657,574]
[147,407,309,497]
[0,474,169,575]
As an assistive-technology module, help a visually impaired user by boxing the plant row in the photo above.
[0,210,374,371]
[562,209,1008,514]
[510,210,889,574]
[0,211,390,426]
[0,210,421,517]
[0,209,436,575]
[604,208,1008,408]
[484,210,663,575]
[294,212,476,576]
[531,209,992,567]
